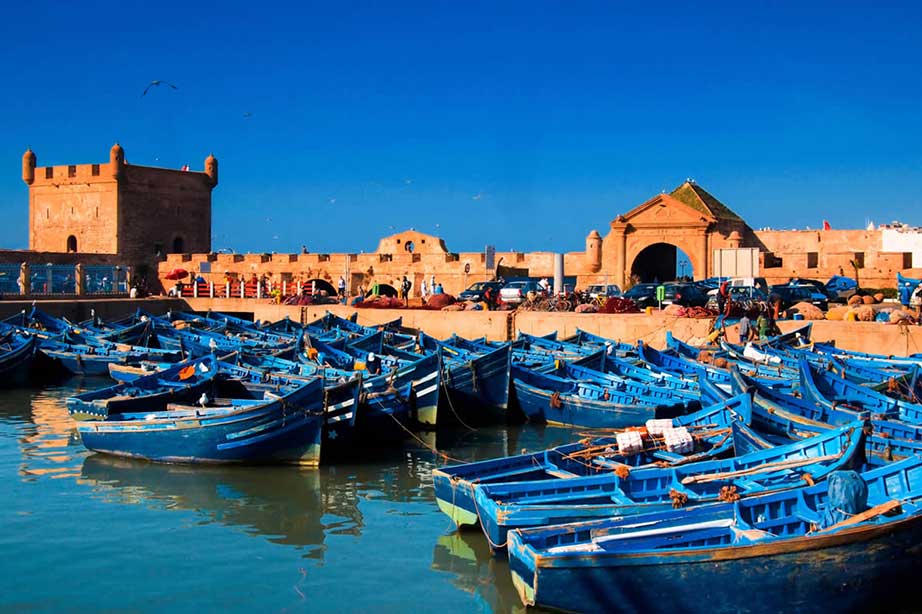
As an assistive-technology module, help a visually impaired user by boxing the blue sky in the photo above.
[1,1,920,255]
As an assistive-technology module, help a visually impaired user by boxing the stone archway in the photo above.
[630,242,696,283]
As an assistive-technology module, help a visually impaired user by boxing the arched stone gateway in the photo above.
[630,242,696,283]
[601,182,749,288]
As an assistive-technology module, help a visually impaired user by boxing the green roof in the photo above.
[669,182,743,222]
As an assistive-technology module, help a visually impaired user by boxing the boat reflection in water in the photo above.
[432,531,528,614]
[78,446,440,560]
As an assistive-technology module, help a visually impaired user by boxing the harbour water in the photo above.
[0,378,576,613]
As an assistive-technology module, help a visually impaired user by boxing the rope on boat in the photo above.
[669,489,688,508]
[440,380,477,432]
[385,412,464,464]
[468,480,509,551]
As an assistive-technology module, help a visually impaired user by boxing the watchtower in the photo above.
[23,144,216,263]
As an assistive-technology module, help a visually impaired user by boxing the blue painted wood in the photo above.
[474,420,866,549]
[432,394,752,529]
[76,376,325,465]
[507,455,922,614]
[66,355,220,420]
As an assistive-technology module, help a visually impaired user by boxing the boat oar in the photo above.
[810,499,902,534]
[680,453,842,485]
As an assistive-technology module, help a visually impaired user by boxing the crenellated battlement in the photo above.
[24,144,216,263]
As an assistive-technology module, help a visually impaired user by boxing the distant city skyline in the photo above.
[1,1,920,256]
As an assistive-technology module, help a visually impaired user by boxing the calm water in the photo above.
[0,378,580,613]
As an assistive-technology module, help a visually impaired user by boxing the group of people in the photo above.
[735,311,780,343]
[420,276,445,299]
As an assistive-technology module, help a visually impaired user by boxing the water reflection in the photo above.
[432,531,531,614]
[0,378,592,613]
[80,457,336,559]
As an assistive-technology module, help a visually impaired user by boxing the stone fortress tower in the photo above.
[23,144,217,266]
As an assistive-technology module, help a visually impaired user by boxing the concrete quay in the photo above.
[1,296,918,356]
[182,297,922,356]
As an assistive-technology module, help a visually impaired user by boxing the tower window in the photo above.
[807,252,818,268]
[91,164,100,176]
[68,165,77,178]
[66,235,77,253]
[45,168,53,179]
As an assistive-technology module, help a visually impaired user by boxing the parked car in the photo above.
[585,284,622,299]
[458,281,504,302]
[706,286,768,311]
[661,282,709,307]
[500,280,541,305]
[769,284,829,312]
[825,275,858,302]
[697,277,731,292]
[622,283,660,308]
[729,277,768,295]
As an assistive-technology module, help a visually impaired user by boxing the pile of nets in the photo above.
[598,297,640,314]
[425,294,456,310]
[575,303,598,313]
[787,302,825,320]
[357,296,405,309]
[663,304,717,319]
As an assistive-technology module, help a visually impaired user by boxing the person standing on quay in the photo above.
[338,276,346,298]
[738,313,752,344]
[420,278,428,300]
[911,283,922,320]
[401,276,412,306]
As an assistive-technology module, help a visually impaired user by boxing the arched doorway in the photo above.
[630,242,694,283]
[172,236,184,253]
[66,235,77,253]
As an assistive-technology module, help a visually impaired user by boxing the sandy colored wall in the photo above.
[514,312,715,349]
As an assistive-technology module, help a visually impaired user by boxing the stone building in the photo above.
[9,146,919,295]
[159,180,921,296]
[20,144,216,268]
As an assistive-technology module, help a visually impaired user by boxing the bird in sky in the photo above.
[472,193,484,201]
[141,80,178,97]
[243,112,253,118]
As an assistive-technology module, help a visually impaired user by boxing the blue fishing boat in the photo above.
[474,421,867,550]
[432,394,752,528]
[418,333,512,421]
[665,331,797,380]
[76,376,326,465]
[38,339,181,376]
[799,359,922,424]
[507,456,922,614]
[559,328,636,357]
[731,368,922,461]
[66,356,219,420]
[0,324,38,382]
[510,362,698,428]
[215,361,362,454]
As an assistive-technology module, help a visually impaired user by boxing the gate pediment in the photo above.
[612,194,713,229]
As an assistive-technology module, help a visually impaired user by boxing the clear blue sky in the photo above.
[1,1,920,255]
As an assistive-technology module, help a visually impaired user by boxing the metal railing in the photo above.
[0,263,131,296]
[83,265,129,295]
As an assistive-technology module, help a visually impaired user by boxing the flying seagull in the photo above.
[141,80,179,97]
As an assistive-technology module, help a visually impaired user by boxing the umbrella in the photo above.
[164,268,189,280]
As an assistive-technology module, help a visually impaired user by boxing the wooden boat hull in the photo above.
[474,421,864,550]
[439,343,512,422]
[77,379,325,465]
[433,395,750,529]
[510,517,922,614]
[0,333,37,383]
[508,455,922,614]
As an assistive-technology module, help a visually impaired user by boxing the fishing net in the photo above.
[820,470,868,529]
